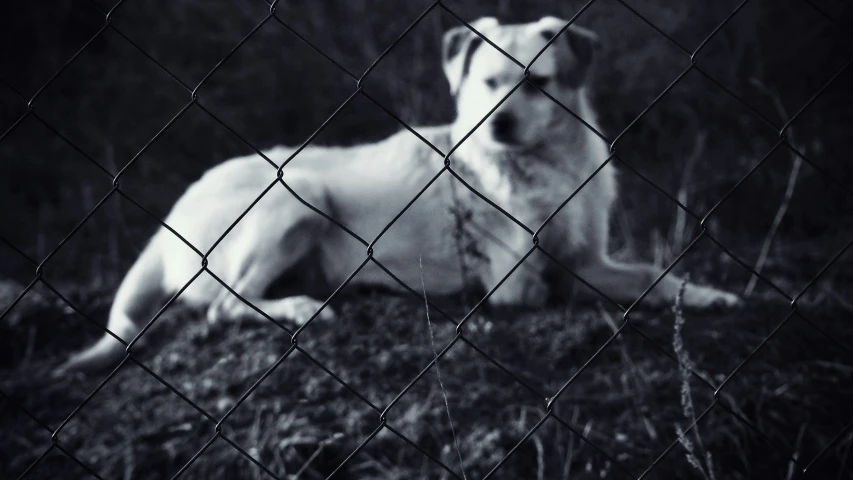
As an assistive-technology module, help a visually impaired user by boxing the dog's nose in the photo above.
[490,112,517,142]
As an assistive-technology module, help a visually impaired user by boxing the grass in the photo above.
[2,248,853,479]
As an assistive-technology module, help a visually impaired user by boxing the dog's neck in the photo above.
[449,90,602,201]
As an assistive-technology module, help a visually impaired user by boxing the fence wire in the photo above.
[1,0,851,478]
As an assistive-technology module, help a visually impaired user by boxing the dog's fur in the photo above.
[59,16,740,374]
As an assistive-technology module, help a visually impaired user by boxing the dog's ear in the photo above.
[442,17,498,96]
[534,16,599,88]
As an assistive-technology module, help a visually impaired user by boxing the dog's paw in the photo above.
[682,285,742,311]
[227,300,268,321]
[281,296,336,326]
[206,299,271,326]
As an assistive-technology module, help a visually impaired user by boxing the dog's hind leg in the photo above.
[206,215,334,328]
[56,239,166,375]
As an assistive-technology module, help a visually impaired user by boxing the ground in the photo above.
[2,252,853,479]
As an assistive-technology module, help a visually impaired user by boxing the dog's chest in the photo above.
[450,149,598,265]
[458,150,581,222]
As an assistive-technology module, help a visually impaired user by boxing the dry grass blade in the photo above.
[672,130,707,254]
[672,275,716,480]
[419,256,467,480]
[743,78,805,298]
[560,407,580,480]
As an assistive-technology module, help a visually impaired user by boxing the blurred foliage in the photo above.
[1,0,852,282]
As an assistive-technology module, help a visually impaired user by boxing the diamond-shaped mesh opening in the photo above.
[810,0,853,19]
[611,69,783,228]
[783,65,853,187]
[695,0,850,123]
[0,2,105,96]
[795,248,853,346]
[175,438,286,480]
[644,402,795,480]
[577,0,700,137]
[26,360,215,480]
[0,394,55,479]
[188,349,381,479]
[632,267,792,380]
[612,0,745,52]
[0,114,117,277]
[101,0,273,88]
[0,280,113,374]
[546,323,720,471]
[489,414,639,479]
[116,105,273,228]
[0,84,28,133]
[270,1,444,79]
[702,145,853,289]
[714,309,853,467]
[25,28,189,170]
[293,287,454,409]
[11,446,102,480]
[196,17,363,149]
[378,337,547,476]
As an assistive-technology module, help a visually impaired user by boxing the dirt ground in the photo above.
[2,255,853,479]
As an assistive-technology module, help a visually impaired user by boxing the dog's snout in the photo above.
[491,112,517,143]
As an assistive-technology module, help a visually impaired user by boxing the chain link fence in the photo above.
[1,0,852,478]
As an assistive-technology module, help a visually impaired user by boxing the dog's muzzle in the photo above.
[490,112,518,144]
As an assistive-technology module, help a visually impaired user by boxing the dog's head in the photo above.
[443,16,598,150]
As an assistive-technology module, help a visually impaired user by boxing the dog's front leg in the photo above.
[573,256,741,310]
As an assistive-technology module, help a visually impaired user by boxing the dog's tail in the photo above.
[56,239,165,375]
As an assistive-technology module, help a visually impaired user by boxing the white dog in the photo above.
[59,16,740,374]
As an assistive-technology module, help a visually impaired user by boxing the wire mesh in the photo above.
[1,0,851,478]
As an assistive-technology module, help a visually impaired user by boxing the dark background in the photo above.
[2,1,853,479]
[1,0,852,283]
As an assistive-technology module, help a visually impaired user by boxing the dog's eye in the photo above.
[485,77,498,89]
